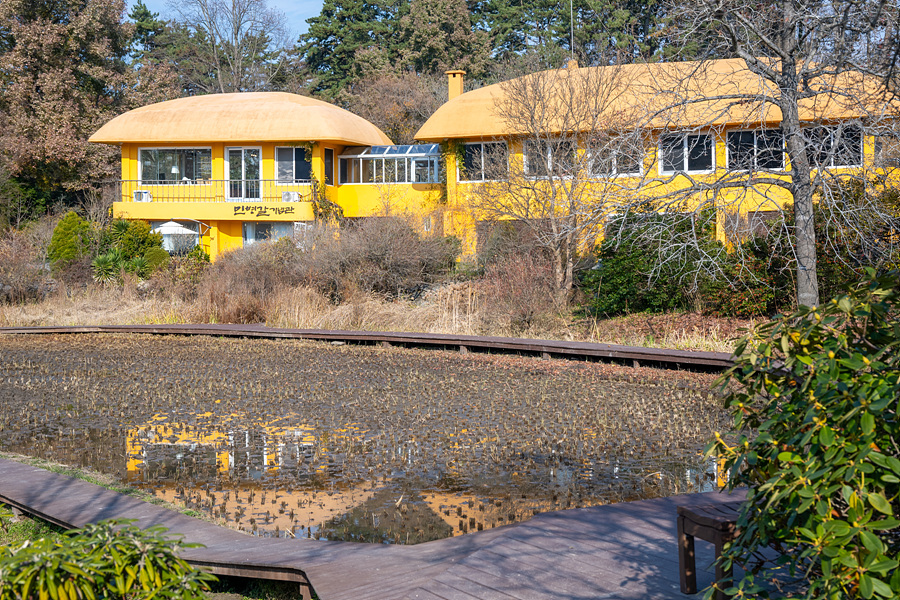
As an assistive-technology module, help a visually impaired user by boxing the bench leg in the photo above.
[713,535,732,600]
[678,515,697,594]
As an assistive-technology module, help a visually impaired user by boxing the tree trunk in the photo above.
[778,5,819,308]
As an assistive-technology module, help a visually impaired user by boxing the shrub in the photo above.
[0,518,215,599]
[0,228,50,303]
[144,245,209,302]
[115,220,163,261]
[699,235,795,318]
[710,270,900,599]
[143,246,171,273]
[477,253,558,333]
[47,211,92,267]
[582,237,692,316]
[700,221,864,318]
[300,218,459,302]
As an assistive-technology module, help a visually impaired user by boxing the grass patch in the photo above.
[0,502,66,546]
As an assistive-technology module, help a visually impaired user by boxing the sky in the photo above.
[130,0,322,38]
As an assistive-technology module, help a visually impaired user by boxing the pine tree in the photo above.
[399,0,490,78]
[297,0,405,98]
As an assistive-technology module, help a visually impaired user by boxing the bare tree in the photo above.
[465,60,645,302]
[627,0,900,307]
[169,0,290,93]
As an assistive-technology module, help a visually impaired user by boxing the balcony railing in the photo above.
[107,180,314,203]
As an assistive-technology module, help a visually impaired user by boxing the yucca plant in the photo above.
[92,249,123,283]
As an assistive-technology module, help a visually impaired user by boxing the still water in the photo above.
[0,334,727,544]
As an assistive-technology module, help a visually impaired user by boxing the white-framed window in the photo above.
[524,139,577,177]
[139,148,212,183]
[874,133,900,168]
[588,145,643,177]
[726,130,784,171]
[460,142,508,182]
[276,147,312,182]
[659,133,714,174]
[805,124,863,168]
[338,144,441,184]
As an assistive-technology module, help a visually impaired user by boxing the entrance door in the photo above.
[227,148,261,200]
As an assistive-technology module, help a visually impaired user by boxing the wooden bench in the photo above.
[677,501,742,600]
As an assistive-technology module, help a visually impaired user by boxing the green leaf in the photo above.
[870,577,893,598]
[861,412,875,435]
[868,493,893,516]
[860,573,875,599]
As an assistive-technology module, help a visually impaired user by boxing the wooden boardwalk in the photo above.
[0,457,745,599]
[0,324,733,371]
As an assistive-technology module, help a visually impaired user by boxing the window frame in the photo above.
[138,147,213,184]
[338,144,442,185]
[275,146,313,183]
[587,144,643,178]
[658,133,715,175]
[459,141,508,182]
[805,124,864,169]
[524,138,579,178]
[725,129,785,172]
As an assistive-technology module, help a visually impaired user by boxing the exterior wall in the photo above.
[113,141,450,260]
[446,126,879,252]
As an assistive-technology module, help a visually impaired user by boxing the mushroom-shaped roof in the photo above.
[90,92,392,146]
[415,59,883,141]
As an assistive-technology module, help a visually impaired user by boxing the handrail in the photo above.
[103,180,314,203]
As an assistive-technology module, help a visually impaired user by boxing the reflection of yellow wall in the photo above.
[125,416,366,478]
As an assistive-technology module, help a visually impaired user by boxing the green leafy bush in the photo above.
[581,213,712,316]
[582,238,691,316]
[700,218,864,318]
[115,220,163,262]
[711,270,900,599]
[143,246,171,273]
[0,519,215,600]
[699,236,795,318]
[47,211,92,267]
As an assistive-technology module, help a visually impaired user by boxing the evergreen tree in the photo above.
[128,0,165,58]
[297,0,405,99]
[400,0,490,78]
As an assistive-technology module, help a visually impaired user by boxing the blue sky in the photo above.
[130,0,322,38]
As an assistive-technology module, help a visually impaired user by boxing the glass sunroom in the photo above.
[339,144,442,184]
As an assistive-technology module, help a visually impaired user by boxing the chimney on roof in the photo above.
[565,57,579,70]
[446,70,466,100]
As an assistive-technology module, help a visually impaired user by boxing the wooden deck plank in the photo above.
[0,456,744,600]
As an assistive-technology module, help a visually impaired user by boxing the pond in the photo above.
[0,333,728,544]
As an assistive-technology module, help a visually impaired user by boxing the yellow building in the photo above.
[91,61,893,260]
[90,92,445,260]
[415,59,890,251]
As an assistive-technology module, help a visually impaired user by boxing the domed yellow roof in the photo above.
[415,59,881,141]
[90,92,393,146]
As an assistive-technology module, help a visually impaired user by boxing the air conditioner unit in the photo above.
[282,191,302,202]
[133,190,152,202]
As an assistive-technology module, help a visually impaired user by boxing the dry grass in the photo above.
[0,280,743,353]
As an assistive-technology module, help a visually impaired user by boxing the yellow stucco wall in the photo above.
[114,141,449,261]
[446,128,881,249]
